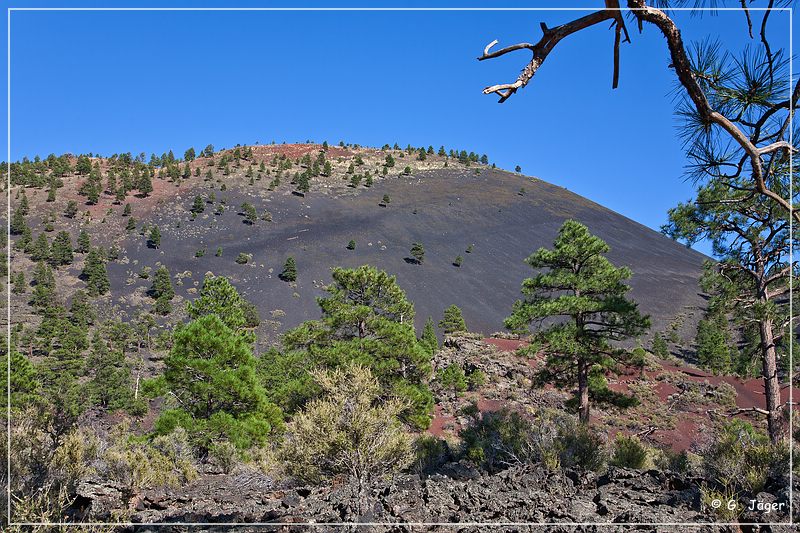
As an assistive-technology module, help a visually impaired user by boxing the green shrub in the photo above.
[610,434,648,469]
[235,252,250,265]
[702,419,788,495]
[210,441,239,474]
[459,408,540,473]
[557,421,607,472]
[437,364,466,397]
[280,364,412,487]
[413,435,451,475]
[467,369,486,390]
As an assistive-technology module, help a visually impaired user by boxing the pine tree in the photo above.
[50,231,73,267]
[76,230,91,253]
[695,314,734,374]
[148,225,161,248]
[10,207,26,235]
[279,257,297,282]
[156,314,283,453]
[150,265,174,301]
[86,183,100,205]
[346,240,356,250]
[11,271,26,294]
[184,147,196,161]
[69,290,96,328]
[115,184,127,203]
[30,233,50,262]
[15,226,32,252]
[281,265,434,428]
[82,248,110,296]
[64,200,79,219]
[296,173,310,193]
[106,172,117,195]
[86,335,133,410]
[31,261,56,307]
[410,242,425,264]
[19,192,29,215]
[420,317,438,355]
[651,333,668,358]
[241,203,258,224]
[504,220,650,423]
[191,196,205,216]
[439,304,466,334]
[122,203,132,216]
[138,171,153,196]
[186,274,255,333]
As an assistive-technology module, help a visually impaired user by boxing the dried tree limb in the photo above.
[741,0,754,39]
[477,1,797,222]
[757,141,797,156]
[478,9,617,102]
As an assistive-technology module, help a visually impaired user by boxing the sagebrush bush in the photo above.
[459,408,606,473]
[413,435,451,475]
[610,434,648,469]
[702,419,787,495]
[280,364,413,487]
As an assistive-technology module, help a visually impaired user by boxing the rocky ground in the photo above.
[77,463,796,532]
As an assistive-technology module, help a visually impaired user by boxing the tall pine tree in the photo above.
[505,220,649,423]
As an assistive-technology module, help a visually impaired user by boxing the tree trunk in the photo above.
[759,318,782,444]
[577,359,590,423]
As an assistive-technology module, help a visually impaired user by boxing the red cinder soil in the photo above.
[428,404,457,438]
[477,337,794,453]
[482,338,528,352]
[477,398,504,413]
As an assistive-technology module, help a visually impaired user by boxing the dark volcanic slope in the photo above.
[107,167,708,342]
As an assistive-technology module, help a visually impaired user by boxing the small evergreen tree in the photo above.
[191,196,205,216]
[76,230,91,253]
[64,200,79,219]
[439,304,466,334]
[420,316,438,355]
[156,314,283,453]
[148,225,161,248]
[410,242,425,264]
[280,257,297,282]
[241,203,258,224]
[150,265,174,301]
[82,248,110,296]
[30,233,50,262]
[651,333,669,358]
[138,171,153,196]
[50,231,73,267]
[346,239,356,250]
[10,207,26,235]
[12,271,26,294]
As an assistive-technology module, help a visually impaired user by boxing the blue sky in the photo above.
[1,2,794,255]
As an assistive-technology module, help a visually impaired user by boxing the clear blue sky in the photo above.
[1,2,794,255]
